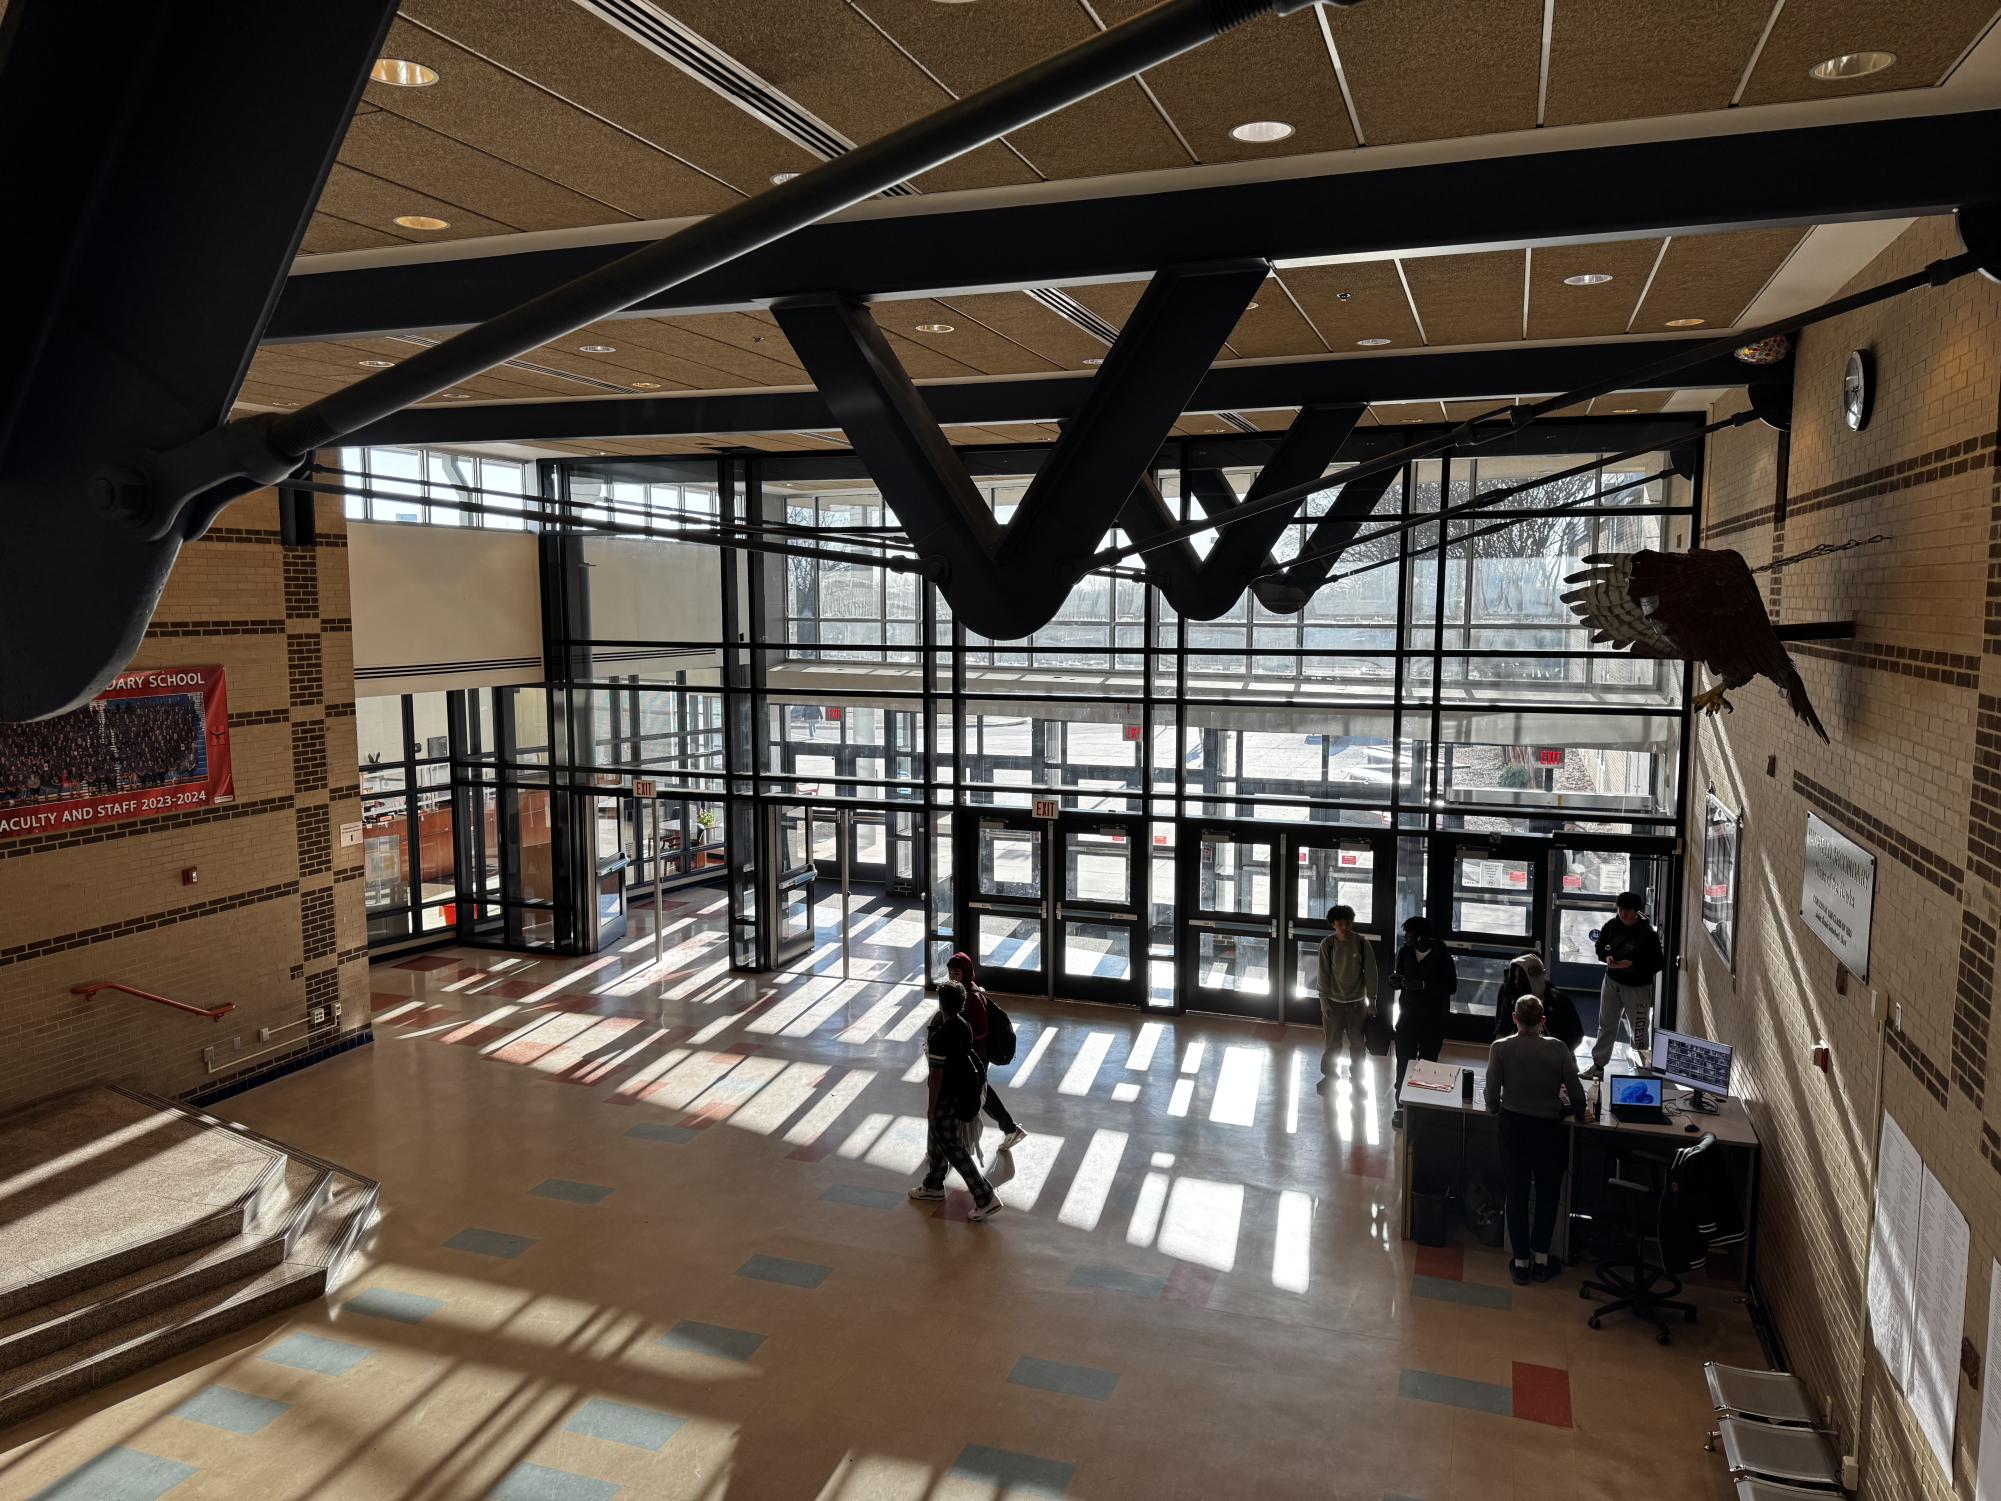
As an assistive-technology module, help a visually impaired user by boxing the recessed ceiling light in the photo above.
[771,172,798,184]
[1563,273,1614,286]
[632,381,662,390]
[1357,337,1392,347]
[370,58,439,87]
[1243,301,1260,311]
[1665,317,1706,328]
[358,359,396,368]
[1612,407,1639,414]
[1229,120,1295,144]
[439,392,471,401]
[393,214,449,231]
[915,323,955,334]
[1810,51,1895,81]
[579,344,616,354]
[274,401,298,408]
[1081,357,1104,366]
[1402,417,1423,423]
[1335,292,1354,303]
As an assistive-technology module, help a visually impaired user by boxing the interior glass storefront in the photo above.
[358,436,1698,1034]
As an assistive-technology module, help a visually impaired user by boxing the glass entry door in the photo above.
[1055,814,1147,1006]
[1179,824,1279,1019]
[1283,829,1396,1025]
[761,803,816,969]
[958,811,1051,999]
[1428,834,1549,1043]
[587,796,630,950]
[1549,838,1672,1006]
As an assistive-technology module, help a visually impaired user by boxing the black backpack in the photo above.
[985,999,1017,1066]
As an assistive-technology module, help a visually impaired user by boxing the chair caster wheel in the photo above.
[1656,1331,1671,1346]
[1588,1316,1601,1330]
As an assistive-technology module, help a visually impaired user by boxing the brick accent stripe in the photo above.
[296,804,332,877]
[147,620,285,638]
[1794,771,1964,899]
[1790,639,1982,690]
[1971,694,2001,892]
[1889,1026,1950,1108]
[282,550,320,620]
[302,887,337,960]
[1788,431,2000,521]
[1702,503,1778,542]
[0,794,294,861]
[322,617,353,633]
[195,526,284,544]
[0,881,299,967]
[288,636,323,707]
[325,702,356,720]
[231,707,292,728]
[291,720,327,793]
[1984,1123,2001,1179]
[1954,910,1997,1109]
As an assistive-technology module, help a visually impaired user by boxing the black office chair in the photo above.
[1580,1147,1697,1344]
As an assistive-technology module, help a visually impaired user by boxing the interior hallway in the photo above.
[0,894,1761,1500]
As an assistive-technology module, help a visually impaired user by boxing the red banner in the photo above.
[0,666,234,839]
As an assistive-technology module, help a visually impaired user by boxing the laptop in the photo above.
[1607,1074,1668,1125]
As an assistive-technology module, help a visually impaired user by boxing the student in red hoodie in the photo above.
[947,951,1029,1151]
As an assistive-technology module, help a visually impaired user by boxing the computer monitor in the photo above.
[1651,1028,1733,1105]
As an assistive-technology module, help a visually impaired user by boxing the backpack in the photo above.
[985,999,1018,1066]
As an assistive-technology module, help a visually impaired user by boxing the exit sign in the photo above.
[1535,748,1564,766]
[1122,723,1142,742]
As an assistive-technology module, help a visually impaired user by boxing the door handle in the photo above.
[1059,907,1137,923]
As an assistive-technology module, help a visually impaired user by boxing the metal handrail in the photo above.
[70,980,235,1022]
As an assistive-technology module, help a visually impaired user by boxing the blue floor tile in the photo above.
[489,1462,621,1501]
[444,1227,538,1259]
[1066,1263,1165,1300]
[951,1443,1076,1498]
[171,1385,291,1435]
[30,1447,198,1500]
[821,1183,902,1210]
[344,1287,447,1325]
[1411,1275,1513,1311]
[530,1179,614,1206]
[1008,1355,1119,1402]
[259,1332,371,1376]
[736,1254,831,1289]
[1398,1368,1513,1417]
[659,1320,765,1361]
[626,1123,698,1144]
[564,1396,687,1452]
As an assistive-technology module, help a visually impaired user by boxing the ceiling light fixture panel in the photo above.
[393,214,449,231]
[1562,273,1613,286]
[1357,337,1391,347]
[579,344,617,353]
[1229,120,1295,144]
[1810,51,1895,80]
[1665,317,1706,328]
[915,323,955,334]
[370,58,438,86]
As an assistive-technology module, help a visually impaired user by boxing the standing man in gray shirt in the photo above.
[1316,903,1380,1090]
[1485,996,1584,1285]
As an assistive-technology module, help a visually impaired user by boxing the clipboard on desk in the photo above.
[1404,1060,1461,1094]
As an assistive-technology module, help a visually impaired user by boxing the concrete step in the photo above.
[0,1084,379,1431]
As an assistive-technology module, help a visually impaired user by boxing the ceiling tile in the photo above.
[1525,239,1664,340]
[1236,409,1298,432]
[935,293,1109,369]
[575,318,804,386]
[872,300,1063,376]
[299,213,407,256]
[1399,251,1528,346]
[1059,281,1148,330]
[1173,415,1238,436]
[1091,1,1357,160]
[674,313,806,371]
[660,0,1035,193]
[1369,401,1447,426]
[313,162,519,243]
[876,326,986,381]
[1629,227,1808,330]
[853,0,1192,178]
[400,0,813,196]
[1544,1,1773,127]
[1281,262,1424,350]
[1588,392,1672,416]
[337,112,628,233]
[1741,0,1999,105]
[1224,290,1328,358]
[1325,0,1542,145]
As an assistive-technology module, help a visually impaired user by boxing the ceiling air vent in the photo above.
[576,0,919,196]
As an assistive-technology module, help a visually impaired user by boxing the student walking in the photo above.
[1390,915,1456,1120]
[908,982,1002,1219]
[1315,904,1379,1086]
[1587,892,1663,1078]
[1485,996,1585,1284]
[948,951,1028,1150]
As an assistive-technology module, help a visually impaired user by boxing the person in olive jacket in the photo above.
[1390,914,1457,1116]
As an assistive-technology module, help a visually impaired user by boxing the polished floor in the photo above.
[0,891,1761,1499]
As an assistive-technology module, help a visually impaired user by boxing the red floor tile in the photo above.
[1511,1362,1573,1428]
[1415,1243,1464,1282]
[1344,1142,1390,1179]
[1163,1262,1220,1308]
[394,955,460,972]
[370,992,412,1015]
[786,1138,839,1163]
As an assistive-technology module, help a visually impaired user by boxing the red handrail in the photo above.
[70,981,236,1022]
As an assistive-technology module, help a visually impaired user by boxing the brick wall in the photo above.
[1682,215,2001,1499]
[0,486,368,1111]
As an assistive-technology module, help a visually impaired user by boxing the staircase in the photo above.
[0,1084,377,1429]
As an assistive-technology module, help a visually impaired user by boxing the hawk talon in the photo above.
[1691,685,1735,717]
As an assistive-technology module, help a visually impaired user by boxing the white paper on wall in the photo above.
[1974,1262,2001,1501]
[1868,1113,1923,1389]
[1909,1167,1970,1477]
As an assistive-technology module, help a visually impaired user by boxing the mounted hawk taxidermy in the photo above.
[1561,547,1829,743]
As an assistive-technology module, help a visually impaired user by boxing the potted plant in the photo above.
[693,808,718,846]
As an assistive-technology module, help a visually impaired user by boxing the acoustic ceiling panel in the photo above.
[1090,0,1356,160]
[1740,0,2000,106]
[1280,262,1425,350]
[871,299,1065,376]
[357,16,738,224]
[1629,227,1807,330]
[337,112,627,234]
[299,213,407,256]
[935,292,1110,369]
[1588,391,1672,415]
[399,0,811,197]
[1368,401,1448,426]
[1399,250,1528,346]
[1224,288,1330,358]
[313,162,519,243]
[675,312,806,370]
[1543,0,1773,128]
[1059,280,1149,332]
[587,318,806,387]
[875,325,987,382]
[1325,0,1542,145]
[660,0,1035,194]
[1525,239,1664,340]
[855,0,1192,179]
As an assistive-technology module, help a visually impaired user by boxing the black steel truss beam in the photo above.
[270,109,2001,343]
[347,337,1750,447]
[773,261,1267,638]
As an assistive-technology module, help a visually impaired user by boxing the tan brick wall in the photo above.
[1683,215,2001,1500]
[0,484,368,1111]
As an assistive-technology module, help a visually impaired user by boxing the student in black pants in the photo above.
[1484,995,1586,1284]
[949,952,1029,1151]
[1389,915,1457,1122]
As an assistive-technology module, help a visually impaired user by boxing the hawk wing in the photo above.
[1560,552,1682,656]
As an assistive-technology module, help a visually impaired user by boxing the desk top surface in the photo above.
[1397,1041,1759,1148]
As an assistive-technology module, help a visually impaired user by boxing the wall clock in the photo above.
[1843,350,1872,432]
